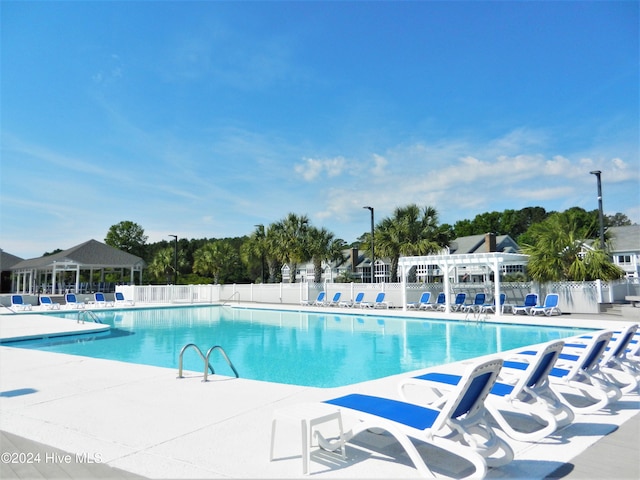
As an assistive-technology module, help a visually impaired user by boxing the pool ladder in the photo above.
[177,343,239,382]
[77,310,104,324]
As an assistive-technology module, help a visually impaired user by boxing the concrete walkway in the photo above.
[1,307,638,479]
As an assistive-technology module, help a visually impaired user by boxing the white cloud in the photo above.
[295,156,347,181]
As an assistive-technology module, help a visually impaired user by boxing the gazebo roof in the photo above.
[10,239,145,271]
[398,252,529,269]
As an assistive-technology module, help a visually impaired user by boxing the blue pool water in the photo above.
[10,306,591,387]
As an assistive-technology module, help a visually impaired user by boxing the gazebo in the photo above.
[398,252,529,316]
[10,239,145,295]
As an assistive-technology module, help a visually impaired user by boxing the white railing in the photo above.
[114,278,640,314]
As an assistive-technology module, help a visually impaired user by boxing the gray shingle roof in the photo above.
[0,251,24,271]
[10,239,145,270]
[607,225,640,253]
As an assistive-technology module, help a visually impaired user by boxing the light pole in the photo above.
[589,170,605,250]
[254,224,265,283]
[168,235,178,285]
[363,206,374,283]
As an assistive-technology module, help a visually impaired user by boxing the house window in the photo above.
[617,255,631,265]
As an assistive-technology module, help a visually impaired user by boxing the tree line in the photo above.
[101,205,632,285]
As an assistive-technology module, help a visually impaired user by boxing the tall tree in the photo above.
[306,227,347,282]
[193,240,241,284]
[269,213,310,283]
[373,204,448,282]
[105,221,148,258]
[522,211,624,281]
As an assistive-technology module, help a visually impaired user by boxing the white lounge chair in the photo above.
[40,296,60,310]
[338,292,364,308]
[441,292,466,312]
[564,324,639,394]
[114,291,134,306]
[362,292,391,309]
[400,340,574,442]
[518,330,621,414]
[326,292,342,306]
[11,295,32,311]
[301,291,326,306]
[407,292,430,309]
[65,293,85,309]
[460,293,486,314]
[317,358,513,479]
[422,292,445,310]
[479,293,507,314]
[94,292,113,307]
[530,293,561,316]
[512,294,538,315]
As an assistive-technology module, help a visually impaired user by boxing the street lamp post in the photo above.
[254,224,265,283]
[589,170,605,250]
[168,235,178,285]
[363,206,374,283]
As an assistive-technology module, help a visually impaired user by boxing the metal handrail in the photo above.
[77,310,103,324]
[221,291,240,306]
[177,343,215,379]
[204,345,239,381]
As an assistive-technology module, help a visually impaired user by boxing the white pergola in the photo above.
[398,252,529,317]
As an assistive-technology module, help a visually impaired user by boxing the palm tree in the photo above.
[241,225,268,283]
[193,241,241,284]
[147,247,178,284]
[522,211,624,281]
[373,204,448,282]
[269,213,310,283]
[306,227,347,282]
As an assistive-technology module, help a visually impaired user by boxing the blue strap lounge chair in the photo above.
[114,291,135,306]
[339,292,364,308]
[94,292,113,307]
[11,295,32,311]
[301,291,325,306]
[479,293,507,314]
[372,292,391,309]
[530,293,561,316]
[317,358,513,479]
[400,340,574,442]
[65,293,85,310]
[461,293,486,314]
[40,296,60,310]
[422,292,445,311]
[407,292,430,309]
[327,292,342,306]
[512,294,538,315]
[515,330,621,414]
[564,324,639,394]
[440,292,466,312]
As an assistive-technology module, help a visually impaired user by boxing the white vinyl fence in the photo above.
[115,278,640,314]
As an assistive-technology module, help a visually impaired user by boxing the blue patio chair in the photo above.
[461,293,486,314]
[530,293,561,316]
[512,294,538,315]
[517,330,621,414]
[339,292,364,308]
[401,340,574,442]
[480,293,507,314]
[65,293,85,310]
[317,358,513,479]
[94,292,113,307]
[422,292,445,310]
[440,292,466,312]
[40,296,60,310]
[114,291,135,306]
[327,292,342,306]
[11,295,32,311]
[407,292,430,309]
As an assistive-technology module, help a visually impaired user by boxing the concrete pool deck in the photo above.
[1,304,639,479]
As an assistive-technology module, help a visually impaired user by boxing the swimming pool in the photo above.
[10,306,591,387]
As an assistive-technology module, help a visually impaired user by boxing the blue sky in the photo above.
[2,1,638,259]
